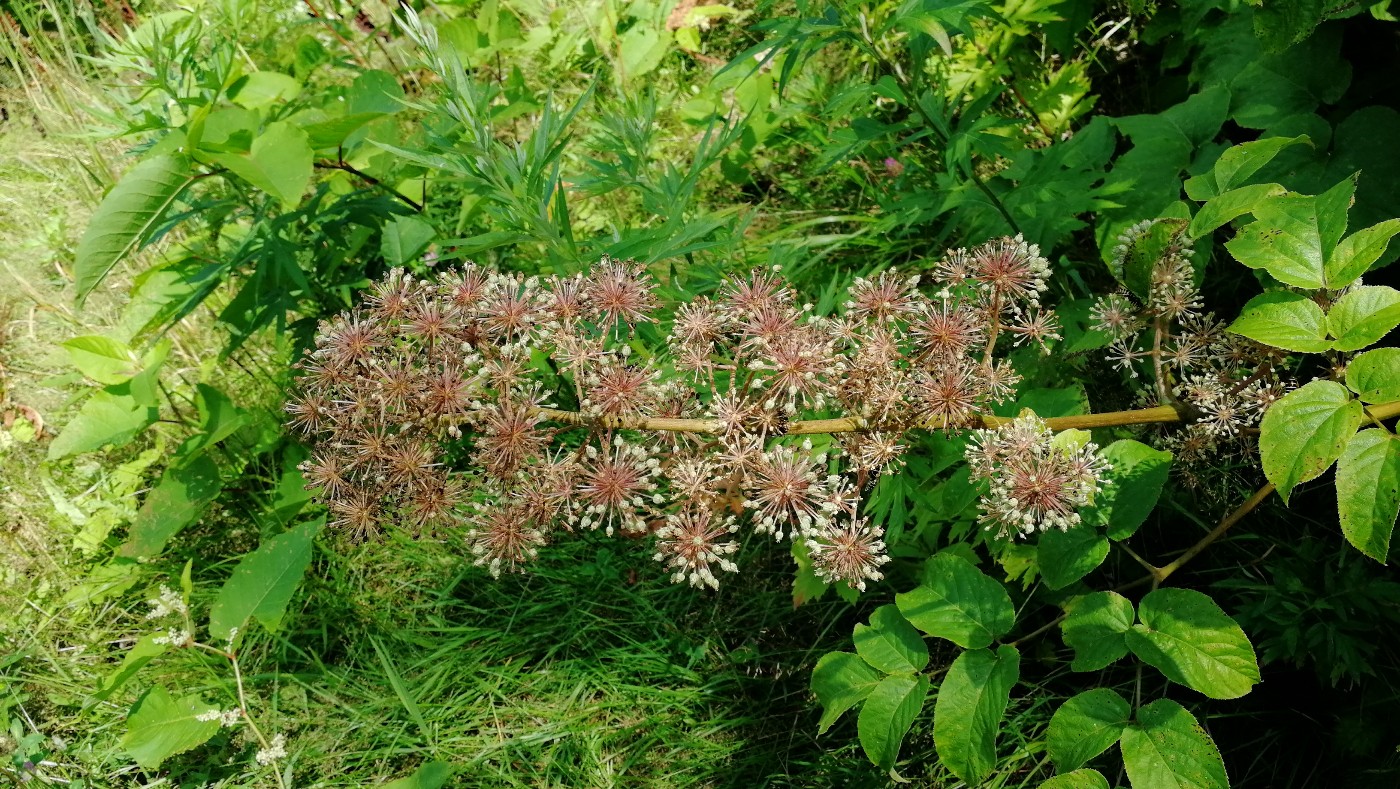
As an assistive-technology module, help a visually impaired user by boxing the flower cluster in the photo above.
[966,415,1111,538]
[1095,220,1286,478]
[287,238,1065,589]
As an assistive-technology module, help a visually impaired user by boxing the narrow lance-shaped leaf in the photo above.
[75,153,195,306]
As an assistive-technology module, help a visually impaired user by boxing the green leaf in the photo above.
[382,214,437,267]
[1224,176,1356,289]
[92,633,168,703]
[1038,526,1109,590]
[1345,348,1400,403]
[122,686,220,769]
[1327,218,1400,288]
[1189,183,1287,238]
[1126,588,1260,699]
[1184,135,1310,200]
[1048,688,1131,772]
[74,154,195,306]
[896,552,1015,649]
[194,383,247,448]
[228,71,302,109]
[119,453,223,558]
[1253,0,1327,52]
[208,518,323,639]
[1093,440,1173,540]
[853,605,929,675]
[1119,699,1229,789]
[1039,769,1110,789]
[347,69,405,115]
[63,335,142,384]
[383,761,454,789]
[300,111,386,150]
[1061,591,1134,672]
[1226,290,1331,352]
[47,391,158,460]
[933,645,1020,785]
[208,122,313,209]
[1336,429,1400,562]
[1328,285,1400,352]
[1259,380,1364,503]
[858,673,930,770]
[812,652,882,734]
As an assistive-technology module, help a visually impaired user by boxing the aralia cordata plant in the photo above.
[285,237,1126,590]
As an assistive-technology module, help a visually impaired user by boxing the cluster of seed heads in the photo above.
[1094,220,1286,484]
[286,236,1112,590]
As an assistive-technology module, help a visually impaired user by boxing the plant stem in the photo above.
[314,161,424,212]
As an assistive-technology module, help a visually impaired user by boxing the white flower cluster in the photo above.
[966,415,1111,539]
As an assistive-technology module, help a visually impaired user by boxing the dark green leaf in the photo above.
[1336,429,1400,562]
[1126,588,1260,699]
[812,651,882,734]
[1259,380,1364,503]
[347,69,405,115]
[74,154,195,306]
[857,673,929,771]
[853,605,929,675]
[1048,688,1131,772]
[1038,526,1109,590]
[896,552,1015,649]
[1061,591,1134,672]
[1120,699,1228,789]
[120,453,223,558]
[933,645,1020,785]
[382,214,437,267]
[1093,440,1173,540]
[208,518,323,639]
[92,633,168,703]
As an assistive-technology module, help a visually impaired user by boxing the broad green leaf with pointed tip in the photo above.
[1048,688,1131,772]
[811,652,882,735]
[1061,591,1134,672]
[1327,219,1400,288]
[228,71,301,109]
[122,686,220,769]
[209,518,323,639]
[1336,429,1400,562]
[1260,380,1364,503]
[1038,526,1109,590]
[1039,769,1110,789]
[1227,290,1330,352]
[1092,440,1172,540]
[74,154,195,306]
[857,673,929,770]
[1120,699,1229,789]
[896,553,1015,649]
[207,122,313,208]
[1190,183,1287,238]
[382,214,437,267]
[1346,348,1400,404]
[119,453,223,558]
[1183,135,1310,200]
[47,391,159,460]
[933,645,1020,785]
[853,605,928,674]
[1126,588,1259,699]
[383,761,453,789]
[1328,285,1400,352]
[63,335,141,384]
[1224,176,1356,289]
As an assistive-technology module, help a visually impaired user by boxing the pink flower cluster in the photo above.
[287,237,1075,589]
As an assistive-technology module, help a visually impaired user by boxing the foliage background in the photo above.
[3,0,1400,786]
